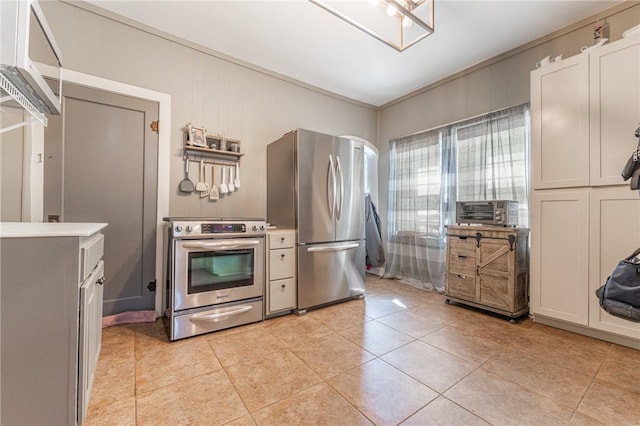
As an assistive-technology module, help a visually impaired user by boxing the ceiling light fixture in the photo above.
[309,0,434,52]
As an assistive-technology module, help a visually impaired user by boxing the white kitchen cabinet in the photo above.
[531,54,589,189]
[589,36,640,186]
[265,229,296,316]
[0,223,107,425]
[530,190,590,326]
[588,187,640,339]
[530,35,640,348]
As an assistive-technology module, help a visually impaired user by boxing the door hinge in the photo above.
[147,280,157,292]
[150,120,159,133]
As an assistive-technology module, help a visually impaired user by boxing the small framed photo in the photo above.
[187,123,207,147]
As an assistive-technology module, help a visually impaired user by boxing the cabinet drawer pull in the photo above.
[281,284,286,289]
[281,253,286,259]
[457,255,467,259]
[457,274,467,279]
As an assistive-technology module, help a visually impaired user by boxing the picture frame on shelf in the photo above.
[186,123,207,147]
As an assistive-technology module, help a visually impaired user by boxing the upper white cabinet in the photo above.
[530,35,640,345]
[589,36,640,185]
[531,54,590,189]
[531,35,640,189]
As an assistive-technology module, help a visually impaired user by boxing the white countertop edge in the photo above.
[0,222,108,238]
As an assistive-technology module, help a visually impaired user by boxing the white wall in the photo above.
[377,3,640,239]
[39,0,378,219]
[0,108,25,221]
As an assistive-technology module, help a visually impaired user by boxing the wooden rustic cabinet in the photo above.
[445,225,530,321]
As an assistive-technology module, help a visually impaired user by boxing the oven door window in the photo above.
[188,249,254,294]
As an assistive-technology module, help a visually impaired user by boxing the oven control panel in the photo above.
[170,219,266,238]
[202,223,245,234]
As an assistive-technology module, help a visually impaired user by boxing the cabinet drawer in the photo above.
[268,231,295,249]
[448,252,476,275]
[269,278,296,312]
[447,272,477,302]
[269,248,295,280]
[80,233,104,282]
[448,236,477,253]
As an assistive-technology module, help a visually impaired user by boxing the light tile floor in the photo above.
[86,275,640,425]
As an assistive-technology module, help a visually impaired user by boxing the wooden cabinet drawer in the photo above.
[269,278,296,312]
[448,236,477,252]
[447,272,477,302]
[268,231,295,249]
[448,253,476,275]
[269,248,295,280]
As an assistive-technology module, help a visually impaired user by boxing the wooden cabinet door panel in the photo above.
[479,274,512,311]
[478,241,511,275]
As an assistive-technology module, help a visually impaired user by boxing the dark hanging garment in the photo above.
[365,194,385,268]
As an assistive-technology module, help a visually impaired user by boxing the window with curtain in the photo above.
[385,103,530,292]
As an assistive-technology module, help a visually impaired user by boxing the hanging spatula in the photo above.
[234,162,241,189]
[200,162,210,198]
[219,166,228,195]
[179,159,195,193]
[195,159,208,194]
[209,164,219,201]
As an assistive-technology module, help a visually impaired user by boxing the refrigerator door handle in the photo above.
[327,155,336,219]
[307,242,360,252]
[335,155,344,220]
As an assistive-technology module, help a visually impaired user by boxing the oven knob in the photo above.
[252,225,258,231]
[175,226,183,233]
[185,225,193,233]
[260,225,265,231]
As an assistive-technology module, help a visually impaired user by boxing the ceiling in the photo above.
[84,0,620,107]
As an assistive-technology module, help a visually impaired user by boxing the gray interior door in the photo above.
[60,84,158,315]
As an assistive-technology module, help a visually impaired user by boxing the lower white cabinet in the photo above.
[531,188,640,344]
[79,260,105,422]
[588,187,640,339]
[0,224,106,425]
[530,189,590,325]
[265,229,297,316]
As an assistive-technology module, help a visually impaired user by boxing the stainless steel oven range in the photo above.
[163,217,266,340]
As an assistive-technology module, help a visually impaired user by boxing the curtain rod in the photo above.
[389,102,530,144]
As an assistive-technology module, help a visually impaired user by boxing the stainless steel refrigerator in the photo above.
[267,129,365,312]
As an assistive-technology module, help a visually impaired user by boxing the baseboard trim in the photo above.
[533,315,640,350]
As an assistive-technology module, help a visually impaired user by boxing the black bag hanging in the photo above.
[621,126,640,184]
[595,247,640,322]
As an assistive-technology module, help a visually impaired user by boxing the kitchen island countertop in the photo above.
[0,222,108,238]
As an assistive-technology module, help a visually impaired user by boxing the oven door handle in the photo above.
[190,305,253,323]
[182,240,261,250]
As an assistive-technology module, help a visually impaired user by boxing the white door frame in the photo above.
[59,69,170,317]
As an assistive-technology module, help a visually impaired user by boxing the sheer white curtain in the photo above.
[455,105,530,226]
[385,103,530,292]
[384,129,455,291]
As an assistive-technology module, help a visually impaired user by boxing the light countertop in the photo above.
[0,222,108,238]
